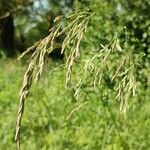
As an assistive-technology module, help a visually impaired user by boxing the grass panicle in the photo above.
[74,33,141,114]
[15,10,144,149]
[15,10,91,149]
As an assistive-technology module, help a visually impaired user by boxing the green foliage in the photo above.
[0,59,150,149]
[0,0,149,149]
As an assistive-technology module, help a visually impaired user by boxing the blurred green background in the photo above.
[0,0,149,149]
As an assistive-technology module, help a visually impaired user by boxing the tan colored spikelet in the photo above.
[54,15,63,23]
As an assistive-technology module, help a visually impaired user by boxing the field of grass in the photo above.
[0,58,150,150]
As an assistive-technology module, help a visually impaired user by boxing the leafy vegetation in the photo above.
[0,0,149,150]
[0,58,149,149]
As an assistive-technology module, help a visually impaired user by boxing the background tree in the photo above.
[0,0,73,57]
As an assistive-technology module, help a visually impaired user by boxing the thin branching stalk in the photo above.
[66,101,89,120]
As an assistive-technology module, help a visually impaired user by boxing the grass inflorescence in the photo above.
[15,10,91,149]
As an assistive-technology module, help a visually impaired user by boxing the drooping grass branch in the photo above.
[15,51,38,150]
[15,10,91,149]
[74,33,143,113]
